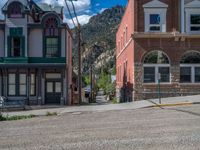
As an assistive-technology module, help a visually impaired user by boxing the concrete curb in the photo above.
[150,102,194,108]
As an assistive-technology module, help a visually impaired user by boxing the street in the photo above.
[1,105,200,150]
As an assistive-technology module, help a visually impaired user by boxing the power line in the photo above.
[64,0,82,105]
[69,0,79,25]
[64,0,76,27]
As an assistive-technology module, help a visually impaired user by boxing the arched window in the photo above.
[143,51,170,83]
[44,16,60,57]
[180,51,200,83]
[8,2,23,18]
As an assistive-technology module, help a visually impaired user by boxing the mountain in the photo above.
[72,5,125,75]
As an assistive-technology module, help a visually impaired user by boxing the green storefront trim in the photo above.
[4,57,28,63]
[1,57,66,64]
[29,57,66,63]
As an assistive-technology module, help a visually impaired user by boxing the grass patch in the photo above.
[0,114,36,121]
[45,111,57,116]
[112,98,119,104]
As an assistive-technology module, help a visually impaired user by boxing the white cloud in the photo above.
[95,3,100,7]
[100,8,107,14]
[41,0,91,13]
[0,0,93,28]
[0,0,7,19]
[64,14,94,28]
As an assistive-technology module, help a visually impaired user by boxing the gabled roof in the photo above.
[37,3,63,14]
[2,0,30,12]
[185,0,200,8]
[143,0,168,8]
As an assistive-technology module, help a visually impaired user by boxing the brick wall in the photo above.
[135,0,180,32]
[134,38,200,101]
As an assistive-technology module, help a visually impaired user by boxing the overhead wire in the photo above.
[64,0,76,27]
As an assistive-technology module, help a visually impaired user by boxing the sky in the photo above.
[0,0,128,28]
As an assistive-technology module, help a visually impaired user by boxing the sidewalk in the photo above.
[2,95,200,117]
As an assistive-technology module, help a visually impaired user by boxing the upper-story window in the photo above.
[44,17,60,57]
[185,0,200,33]
[8,28,25,57]
[149,14,161,31]
[8,2,23,18]
[190,14,200,31]
[143,0,168,32]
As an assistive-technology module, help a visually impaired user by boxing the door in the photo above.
[45,80,61,104]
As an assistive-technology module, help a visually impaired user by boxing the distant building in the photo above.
[116,0,200,102]
[0,0,73,105]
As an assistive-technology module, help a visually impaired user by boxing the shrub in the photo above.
[46,112,57,116]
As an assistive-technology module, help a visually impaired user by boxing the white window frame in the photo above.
[144,8,167,32]
[185,9,200,34]
[143,64,170,84]
[180,64,200,83]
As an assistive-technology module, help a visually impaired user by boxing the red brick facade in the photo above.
[116,0,200,102]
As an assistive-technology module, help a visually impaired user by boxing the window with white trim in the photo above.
[143,0,168,32]
[185,0,200,33]
[190,14,200,31]
[149,14,161,31]
[8,73,27,96]
[30,73,36,96]
[180,52,200,83]
[143,51,170,83]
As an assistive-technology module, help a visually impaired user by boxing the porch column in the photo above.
[37,69,42,105]
[27,69,30,105]
[0,69,2,96]
[61,70,66,105]
[3,69,8,97]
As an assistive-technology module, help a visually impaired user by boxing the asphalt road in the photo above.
[1,105,200,150]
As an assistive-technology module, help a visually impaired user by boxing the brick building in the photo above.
[0,0,73,105]
[116,0,200,102]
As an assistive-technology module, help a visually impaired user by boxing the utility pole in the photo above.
[77,23,82,104]
[90,65,93,103]
[64,0,82,104]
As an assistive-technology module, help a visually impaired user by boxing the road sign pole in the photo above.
[158,73,161,104]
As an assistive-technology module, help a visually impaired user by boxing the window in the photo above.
[125,27,128,43]
[45,38,59,57]
[8,74,16,96]
[11,37,21,57]
[30,73,36,96]
[149,14,161,31]
[180,67,191,83]
[195,67,200,82]
[8,28,24,57]
[143,51,170,83]
[123,31,126,46]
[190,14,200,31]
[8,73,27,96]
[143,1,168,32]
[144,67,155,83]
[180,52,200,83]
[159,67,170,82]
[121,37,123,49]
[44,17,60,57]
[8,2,23,18]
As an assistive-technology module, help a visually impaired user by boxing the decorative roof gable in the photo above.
[2,0,30,12]
[143,0,168,8]
[185,0,200,8]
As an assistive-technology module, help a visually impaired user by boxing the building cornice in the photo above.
[132,32,200,40]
